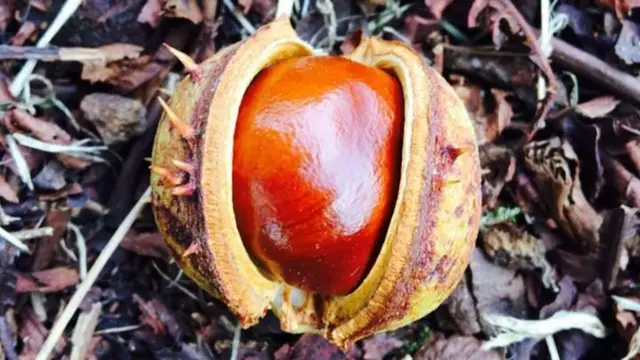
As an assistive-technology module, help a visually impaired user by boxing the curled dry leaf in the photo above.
[414,333,503,360]
[523,137,602,252]
[450,76,513,144]
[480,144,516,209]
[616,20,640,65]
[469,248,527,332]
[0,174,18,203]
[15,267,80,293]
[80,43,145,83]
[575,96,621,119]
[482,222,557,291]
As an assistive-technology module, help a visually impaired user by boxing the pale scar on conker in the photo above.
[150,16,481,350]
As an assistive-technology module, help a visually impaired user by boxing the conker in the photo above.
[232,56,404,296]
[150,16,481,350]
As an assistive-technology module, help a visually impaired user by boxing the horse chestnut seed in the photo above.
[232,56,404,296]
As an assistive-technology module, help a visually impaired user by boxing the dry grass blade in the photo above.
[69,302,102,360]
[35,186,152,360]
[481,310,606,349]
[0,225,30,253]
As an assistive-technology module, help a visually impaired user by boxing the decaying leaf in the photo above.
[361,333,403,359]
[120,230,170,259]
[3,109,92,169]
[434,276,482,335]
[138,0,164,27]
[482,222,557,291]
[616,20,640,65]
[15,267,79,293]
[414,333,503,360]
[469,248,527,332]
[239,0,276,19]
[451,76,513,144]
[425,0,455,19]
[575,96,621,119]
[278,334,347,359]
[480,144,516,209]
[523,137,602,252]
[164,0,203,24]
[0,174,18,203]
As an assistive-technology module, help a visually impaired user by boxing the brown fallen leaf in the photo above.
[469,248,527,332]
[239,0,276,19]
[0,174,18,203]
[523,137,602,252]
[164,0,203,24]
[133,295,183,339]
[279,334,352,359]
[414,333,503,360]
[425,0,455,19]
[0,0,12,32]
[3,109,91,169]
[361,333,403,359]
[480,144,516,209]
[575,96,621,119]
[15,267,80,293]
[120,230,170,259]
[138,0,164,27]
[598,0,640,19]
[434,276,482,335]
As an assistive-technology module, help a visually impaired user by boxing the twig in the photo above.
[545,335,560,360]
[230,323,242,360]
[10,0,84,97]
[547,34,640,109]
[35,186,152,360]
[94,324,142,335]
[222,0,256,35]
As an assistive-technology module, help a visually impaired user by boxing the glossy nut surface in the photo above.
[233,56,404,296]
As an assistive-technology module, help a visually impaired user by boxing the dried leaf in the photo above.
[575,96,621,119]
[120,231,170,259]
[414,333,503,360]
[481,223,555,291]
[239,0,276,19]
[15,267,79,293]
[0,175,18,203]
[480,144,516,209]
[523,137,602,252]
[138,0,164,27]
[425,0,455,19]
[361,333,403,359]
[616,20,640,65]
[133,295,183,340]
[4,109,91,169]
[0,0,13,32]
[164,0,203,24]
[486,89,513,141]
[435,276,482,335]
[282,334,347,359]
[598,0,640,19]
[469,248,527,330]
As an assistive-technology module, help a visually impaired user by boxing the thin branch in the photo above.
[10,0,84,96]
[35,187,152,360]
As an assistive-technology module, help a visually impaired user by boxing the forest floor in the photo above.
[2,0,640,359]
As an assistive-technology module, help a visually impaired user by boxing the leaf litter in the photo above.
[2,0,640,359]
